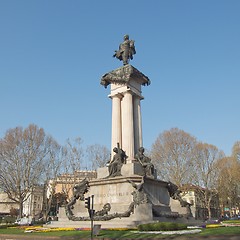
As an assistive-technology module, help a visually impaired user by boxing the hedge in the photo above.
[138,222,187,231]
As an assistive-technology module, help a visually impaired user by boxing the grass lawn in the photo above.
[222,220,240,224]
[0,224,239,239]
[199,226,240,236]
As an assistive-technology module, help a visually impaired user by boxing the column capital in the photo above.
[122,88,144,100]
[100,65,150,88]
[109,92,123,99]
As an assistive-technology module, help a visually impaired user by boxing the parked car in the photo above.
[15,216,32,226]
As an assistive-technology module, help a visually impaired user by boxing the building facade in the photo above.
[22,186,44,219]
[0,190,18,216]
[181,185,221,220]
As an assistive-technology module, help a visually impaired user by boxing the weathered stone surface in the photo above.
[97,162,144,179]
[100,64,150,88]
[53,176,176,228]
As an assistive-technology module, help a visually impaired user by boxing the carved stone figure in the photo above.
[113,34,136,65]
[127,177,149,206]
[135,147,155,178]
[107,146,127,178]
[94,203,111,217]
[65,178,89,217]
[167,181,193,218]
[166,181,182,200]
[72,178,90,200]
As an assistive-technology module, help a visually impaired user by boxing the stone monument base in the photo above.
[46,175,197,229]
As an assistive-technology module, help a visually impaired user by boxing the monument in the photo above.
[50,35,193,229]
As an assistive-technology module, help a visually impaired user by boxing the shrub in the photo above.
[152,222,163,231]
[0,224,18,229]
[158,222,167,231]
[137,222,188,231]
[138,223,152,231]
[0,225,7,229]
[175,223,188,230]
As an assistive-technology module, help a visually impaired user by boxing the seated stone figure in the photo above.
[107,146,127,178]
[135,147,155,178]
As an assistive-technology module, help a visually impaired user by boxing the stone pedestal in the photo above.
[170,198,193,217]
[51,176,173,229]
[97,162,144,179]
[82,176,170,217]
[131,203,153,221]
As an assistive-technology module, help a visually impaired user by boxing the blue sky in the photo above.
[0,0,239,156]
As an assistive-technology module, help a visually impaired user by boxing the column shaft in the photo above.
[121,91,135,162]
[133,96,143,153]
[111,95,122,159]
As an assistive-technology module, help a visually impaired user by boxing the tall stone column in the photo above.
[133,95,143,153]
[121,90,135,162]
[111,94,122,156]
[100,64,151,177]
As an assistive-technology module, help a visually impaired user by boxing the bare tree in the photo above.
[59,138,84,198]
[86,144,110,170]
[41,141,62,221]
[216,142,240,216]
[217,157,240,216]
[0,124,60,218]
[193,143,224,219]
[151,128,197,186]
[232,141,240,161]
[231,141,240,212]
[62,138,84,172]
